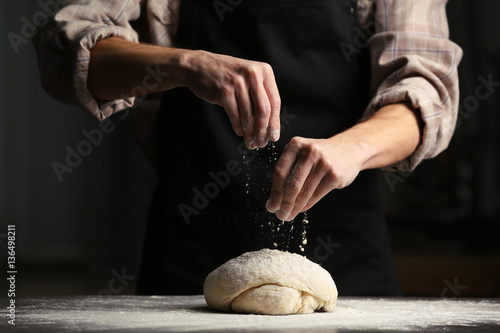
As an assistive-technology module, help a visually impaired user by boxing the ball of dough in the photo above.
[203,249,337,315]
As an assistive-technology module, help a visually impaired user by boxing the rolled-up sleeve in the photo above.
[34,0,143,120]
[359,0,463,171]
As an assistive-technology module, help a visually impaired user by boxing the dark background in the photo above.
[0,1,499,298]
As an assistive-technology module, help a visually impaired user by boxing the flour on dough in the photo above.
[203,249,338,315]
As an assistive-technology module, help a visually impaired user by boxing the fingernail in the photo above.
[270,130,280,142]
[266,199,278,213]
[256,131,267,147]
[277,209,290,221]
[248,141,256,150]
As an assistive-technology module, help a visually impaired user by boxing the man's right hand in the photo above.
[179,50,281,149]
[88,38,280,149]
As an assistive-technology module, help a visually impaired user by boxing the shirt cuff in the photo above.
[68,25,139,120]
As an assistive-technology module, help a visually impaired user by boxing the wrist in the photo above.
[329,103,422,171]
[145,47,196,90]
[176,49,204,87]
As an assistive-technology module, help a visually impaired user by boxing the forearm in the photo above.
[88,36,281,149]
[333,103,423,171]
[88,37,189,100]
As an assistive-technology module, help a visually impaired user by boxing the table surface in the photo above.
[1,296,499,332]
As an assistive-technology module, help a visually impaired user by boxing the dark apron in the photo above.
[137,0,402,296]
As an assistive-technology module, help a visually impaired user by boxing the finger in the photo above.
[288,163,324,219]
[249,72,271,148]
[235,78,256,149]
[266,141,300,215]
[278,155,315,221]
[301,176,337,212]
[262,67,281,142]
[221,93,243,137]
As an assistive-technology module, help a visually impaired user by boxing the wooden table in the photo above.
[1,296,499,332]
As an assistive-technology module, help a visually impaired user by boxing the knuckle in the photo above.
[288,136,303,148]
[234,77,246,91]
[286,179,301,193]
[301,142,321,160]
[242,112,253,126]
[316,158,337,180]
[262,62,274,74]
[240,109,253,123]
[245,65,259,79]
[219,80,234,95]
[273,166,288,180]
[309,142,322,155]
[270,189,282,198]
[280,199,294,210]
[300,147,315,161]
[318,157,331,170]
[247,62,274,81]
[325,166,337,181]
[298,187,313,199]
[255,104,271,117]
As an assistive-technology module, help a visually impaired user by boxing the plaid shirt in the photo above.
[35,0,462,171]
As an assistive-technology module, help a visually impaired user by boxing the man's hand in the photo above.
[88,38,280,149]
[266,103,422,221]
[179,51,281,149]
[265,136,365,221]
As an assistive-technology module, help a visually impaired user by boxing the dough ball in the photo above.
[203,249,337,315]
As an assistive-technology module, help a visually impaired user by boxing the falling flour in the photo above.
[243,142,308,255]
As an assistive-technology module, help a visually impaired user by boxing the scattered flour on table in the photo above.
[11,296,500,332]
